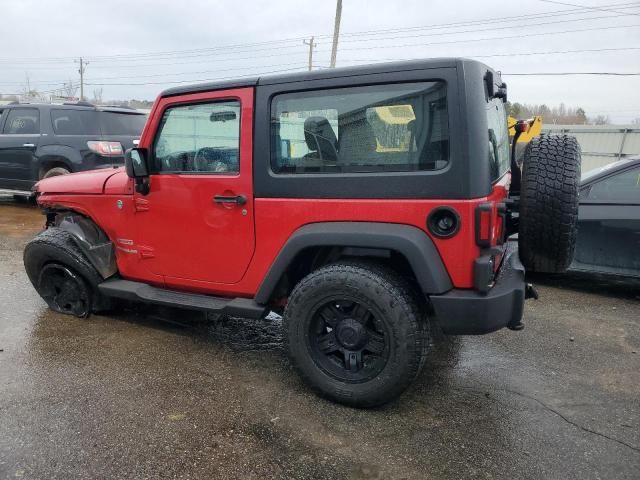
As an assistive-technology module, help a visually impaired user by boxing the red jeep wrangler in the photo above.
[24,59,580,407]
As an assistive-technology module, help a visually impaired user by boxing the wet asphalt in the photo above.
[0,197,639,480]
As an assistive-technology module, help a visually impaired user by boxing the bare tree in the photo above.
[591,115,610,126]
[62,81,79,99]
[631,117,640,126]
[21,73,40,100]
[92,88,103,105]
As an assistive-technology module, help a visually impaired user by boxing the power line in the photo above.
[539,0,640,16]
[0,62,309,86]
[83,67,307,87]
[2,46,639,88]
[338,46,640,64]
[503,72,640,75]
[338,23,640,51]
[334,2,640,37]
[2,16,634,76]
[68,8,640,63]
[0,2,638,64]
[331,12,638,47]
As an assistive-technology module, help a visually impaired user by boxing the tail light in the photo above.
[474,201,507,292]
[87,141,123,156]
[475,202,505,248]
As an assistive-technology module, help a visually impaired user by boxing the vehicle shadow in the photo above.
[527,271,640,300]
[110,302,286,352]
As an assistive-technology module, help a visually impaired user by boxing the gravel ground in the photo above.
[0,198,638,480]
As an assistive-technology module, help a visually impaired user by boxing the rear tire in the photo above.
[24,228,110,316]
[283,261,429,408]
[42,166,70,179]
[518,134,581,273]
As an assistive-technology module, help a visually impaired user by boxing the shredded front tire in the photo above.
[24,228,111,316]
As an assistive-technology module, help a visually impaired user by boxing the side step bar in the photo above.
[98,278,268,319]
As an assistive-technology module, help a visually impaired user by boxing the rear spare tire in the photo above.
[518,134,581,273]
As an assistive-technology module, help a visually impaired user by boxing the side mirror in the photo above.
[125,148,148,178]
[124,148,150,195]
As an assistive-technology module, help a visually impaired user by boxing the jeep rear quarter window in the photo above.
[271,81,448,174]
[486,98,509,181]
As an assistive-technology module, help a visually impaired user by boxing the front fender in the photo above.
[51,211,117,279]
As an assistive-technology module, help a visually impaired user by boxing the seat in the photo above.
[338,118,377,167]
[303,116,338,162]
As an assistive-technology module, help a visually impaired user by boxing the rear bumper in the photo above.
[430,244,525,335]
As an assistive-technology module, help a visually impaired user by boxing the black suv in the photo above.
[0,102,146,195]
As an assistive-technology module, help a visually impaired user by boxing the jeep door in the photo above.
[0,107,40,190]
[134,88,256,286]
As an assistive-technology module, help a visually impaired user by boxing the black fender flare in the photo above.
[255,222,452,304]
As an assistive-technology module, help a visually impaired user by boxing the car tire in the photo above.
[518,134,581,273]
[283,260,429,408]
[42,166,70,179]
[24,227,111,317]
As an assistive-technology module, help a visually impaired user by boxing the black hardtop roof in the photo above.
[1,102,145,115]
[160,57,492,97]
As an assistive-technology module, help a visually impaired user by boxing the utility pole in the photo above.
[303,36,317,71]
[330,0,342,68]
[75,57,88,101]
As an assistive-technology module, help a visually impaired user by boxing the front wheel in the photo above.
[24,228,111,316]
[283,261,429,408]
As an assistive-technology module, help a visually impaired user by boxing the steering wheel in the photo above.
[193,147,233,173]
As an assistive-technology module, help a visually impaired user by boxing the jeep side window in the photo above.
[151,100,240,174]
[486,99,509,181]
[2,108,40,135]
[271,81,449,174]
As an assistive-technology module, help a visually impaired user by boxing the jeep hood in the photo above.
[35,168,130,195]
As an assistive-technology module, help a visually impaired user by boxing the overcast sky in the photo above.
[1,0,639,122]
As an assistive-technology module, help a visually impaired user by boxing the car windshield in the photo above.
[581,158,639,181]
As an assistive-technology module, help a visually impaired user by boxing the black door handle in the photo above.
[213,194,247,205]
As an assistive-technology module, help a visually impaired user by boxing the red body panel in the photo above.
[36,167,121,194]
[37,86,510,299]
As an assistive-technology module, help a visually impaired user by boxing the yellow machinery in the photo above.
[508,115,542,143]
[508,115,542,164]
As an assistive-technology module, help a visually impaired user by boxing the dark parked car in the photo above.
[0,102,146,195]
[572,156,640,278]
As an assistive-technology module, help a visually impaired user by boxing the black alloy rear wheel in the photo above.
[284,261,429,408]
